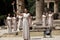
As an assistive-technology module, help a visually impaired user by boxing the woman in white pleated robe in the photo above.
[22,9,31,40]
[48,11,53,27]
[7,14,12,33]
[17,14,22,31]
[42,12,46,27]
[12,14,17,31]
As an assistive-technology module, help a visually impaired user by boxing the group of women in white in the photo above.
[7,8,53,40]
[7,8,31,40]
[42,11,53,27]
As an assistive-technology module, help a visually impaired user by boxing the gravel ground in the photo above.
[0,28,60,40]
[0,36,60,40]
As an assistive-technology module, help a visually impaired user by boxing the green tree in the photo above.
[0,0,13,25]
[25,0,35,16]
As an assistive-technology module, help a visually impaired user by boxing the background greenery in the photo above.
[0,0,36,25]
[25,0,35,16]
[0,0,60,25]
[0,0,13,25]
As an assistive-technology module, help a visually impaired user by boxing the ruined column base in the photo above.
[32,20,42,26]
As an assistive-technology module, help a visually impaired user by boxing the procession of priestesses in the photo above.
[7,8,53,40]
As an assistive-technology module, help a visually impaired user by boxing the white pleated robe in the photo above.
[7,17,12,33]
[42,15,46,27]
[12,17,17,31]
[23,13,30,40]
[17,16,22,31]
[48,14,53,27]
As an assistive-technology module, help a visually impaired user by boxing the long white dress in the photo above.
[42,15,46,27]
[17,15,22,31]
[7,16,12,33]
[48,14,53,27]
[23,13,30,40]
[12,17,17,31]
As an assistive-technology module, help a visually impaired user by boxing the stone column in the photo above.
[16,0,25,13]
[16,0,19,13]
[36,0,44,23]
[54,2,58,13]
[47,2,49,9]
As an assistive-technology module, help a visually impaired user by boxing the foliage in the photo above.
[0,0,13,25]
[58,2,60,12]
[25,0,35,16]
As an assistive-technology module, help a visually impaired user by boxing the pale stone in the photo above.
[54,2,58,13]
[36,0,44,23]
[16,0,25,13]
[55,26,60,30]
[0,27,1,30]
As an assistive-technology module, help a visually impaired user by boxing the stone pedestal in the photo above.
[54,20,60,29]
